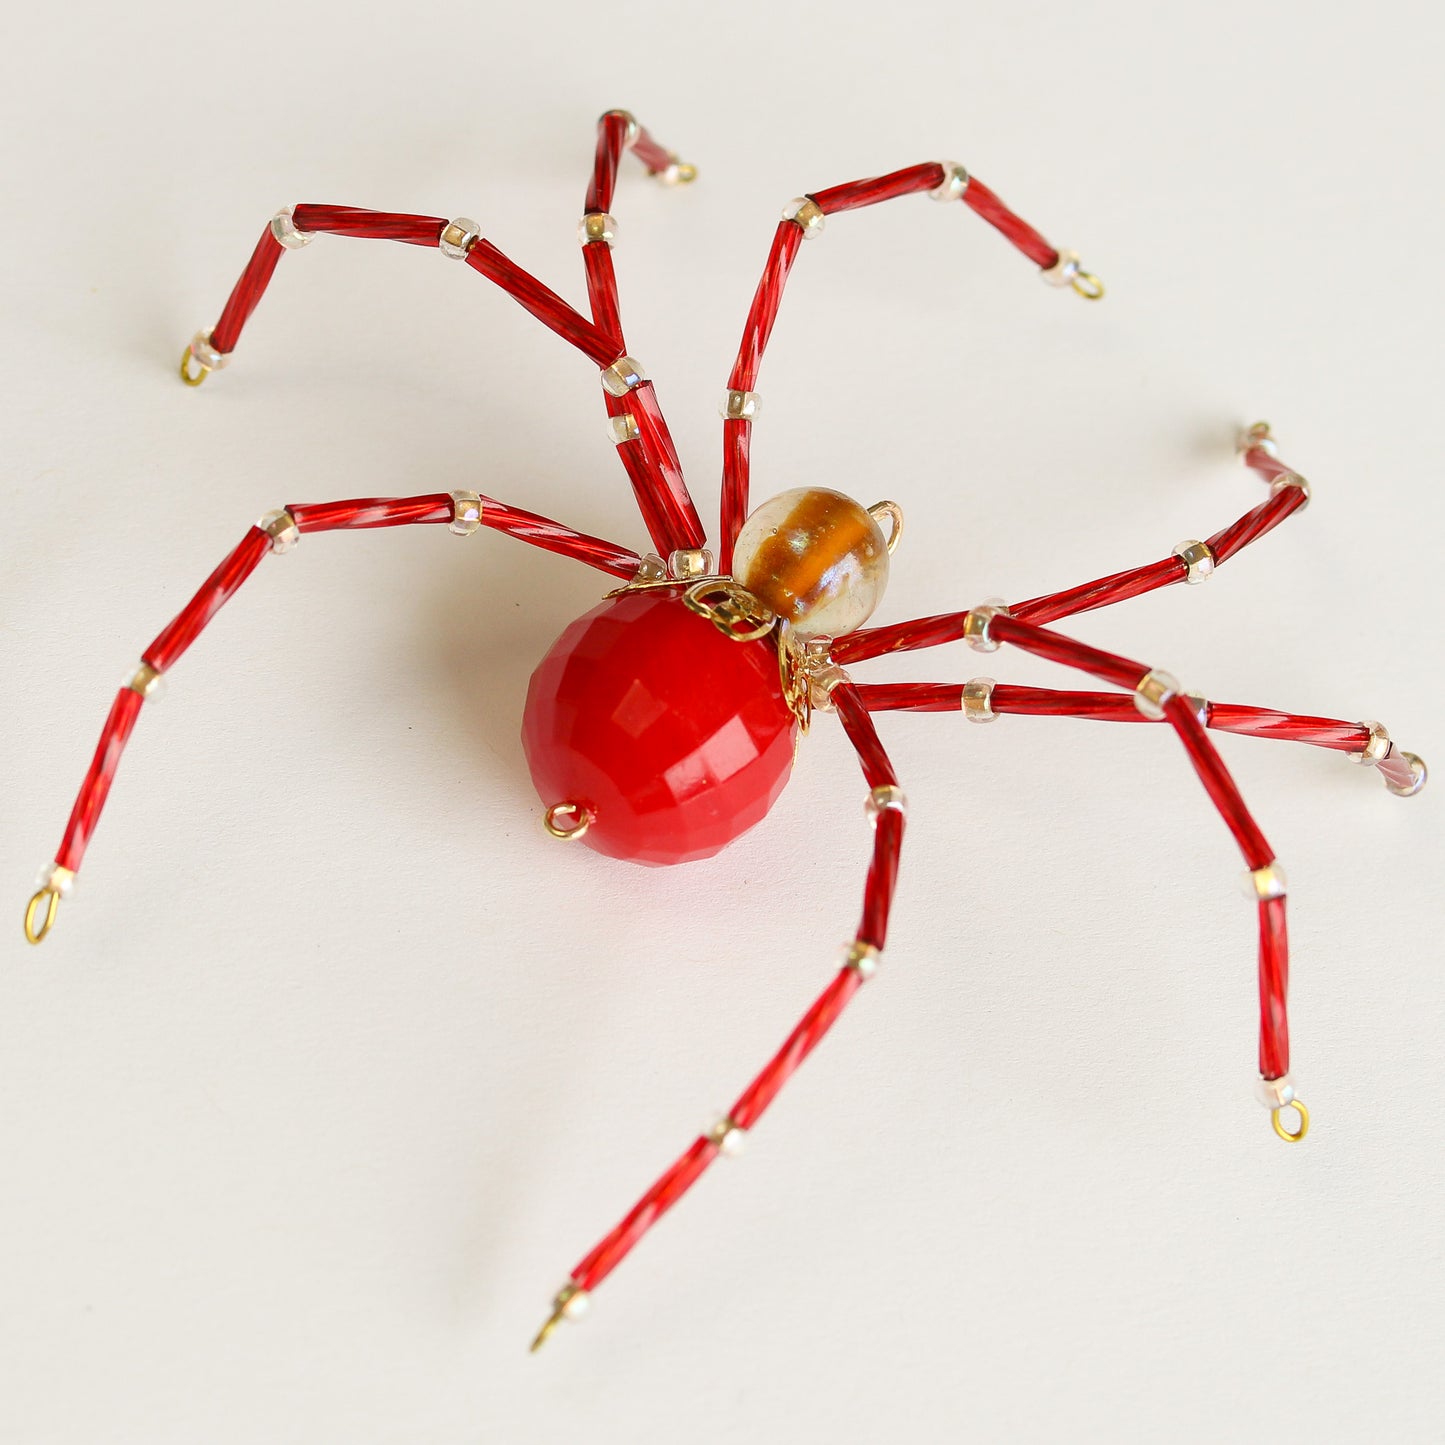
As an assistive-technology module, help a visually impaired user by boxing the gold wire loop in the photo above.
[1271,1098,1310,1143]
[1071,269,1106,301]
[543,802,593,841]
[682,578,776,642]
[24,887,61,945]
[868,500,904,555]
[179,344,211,386]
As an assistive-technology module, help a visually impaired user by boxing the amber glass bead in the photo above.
[732,488,890,638]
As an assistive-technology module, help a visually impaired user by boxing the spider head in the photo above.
[733,487,900,639]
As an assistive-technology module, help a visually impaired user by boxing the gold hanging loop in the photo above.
[868,500,904,554]
[1271,1098,1310,1143]
[24,886,61,945]
[543,802,593,840]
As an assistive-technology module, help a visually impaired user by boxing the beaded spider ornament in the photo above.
[25,111,1426,1350]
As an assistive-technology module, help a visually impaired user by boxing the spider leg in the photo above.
[836,424,1312,664]
[179,192,706,558]
[718,160,1101,569]
[529,680,903,1351]
[22,492,642,946]
[877,608,1337,1134]
[853,682,1426,795]
[577,110,707,563]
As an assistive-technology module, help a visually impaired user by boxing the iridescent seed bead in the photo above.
[124,662,164,701]
[865,784,908,823]
[187,331,227,372]
[600,356,647,396]
[842,941,880,979]
[439,217,481,259]
[270,206,315,249]
[707,1117,747,1156]
[257,509,299,553]
[1173,540,1216,584]
[1133,669,1180,721]
[928,162,970,203]
[720,389,761,421]
[1242,862,1288,901]
[962,677,997,722]
[449,490,482,536]
[962,600,1009,653]
[607,413,640,445]
[1255,1073,1298,1109]
[1347,720,1391,766]
[1041,249,1081,287]
[578,212,618,246]
[668,548,714,580]
[781,197,825,237]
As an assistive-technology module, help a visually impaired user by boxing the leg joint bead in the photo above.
[125,661,164,700]
[706,1116,747,1156]
[439,217,481,260]
[962,599,1010,653]
[781,197,826,237]
[962,677,998,722]
[842,940,881,979]
[578,212,618,246]
[865,784,908,824]
[1242,861,1288,901]
[1347,720,1392,765]
[1172,539,1216,584]
[1133,668,1180,721]
[607,413,640,445]
[720,389,761,421]
[1237,421,1280,459]
[600,355,647,396]
[449,490,483,536]
[257,508,300,553]
[928,162,970,203]
[270,206,315,250]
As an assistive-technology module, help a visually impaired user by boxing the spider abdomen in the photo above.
[521,587,798,865]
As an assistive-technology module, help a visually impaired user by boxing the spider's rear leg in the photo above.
[24,493,641,945]
[836,423,1312,665]
[853,682,1427,798]
[889,608,1321,1138]
[530,679,904,1351]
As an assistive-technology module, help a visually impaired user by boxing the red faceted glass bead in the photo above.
[522,588,798,865]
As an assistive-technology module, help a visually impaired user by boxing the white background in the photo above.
[2,3,1441,1442]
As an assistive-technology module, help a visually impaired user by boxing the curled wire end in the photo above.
[23,886,61,945]
[1072,269,1105,301]
[179,344,210,387]
[543,801,593,841]
[1271,1098,1309,1143]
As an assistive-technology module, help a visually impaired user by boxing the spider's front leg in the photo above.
[717,156,1102,569]
[177,144,707,559]
[23,493,641,945]
[529,680,904,1351]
